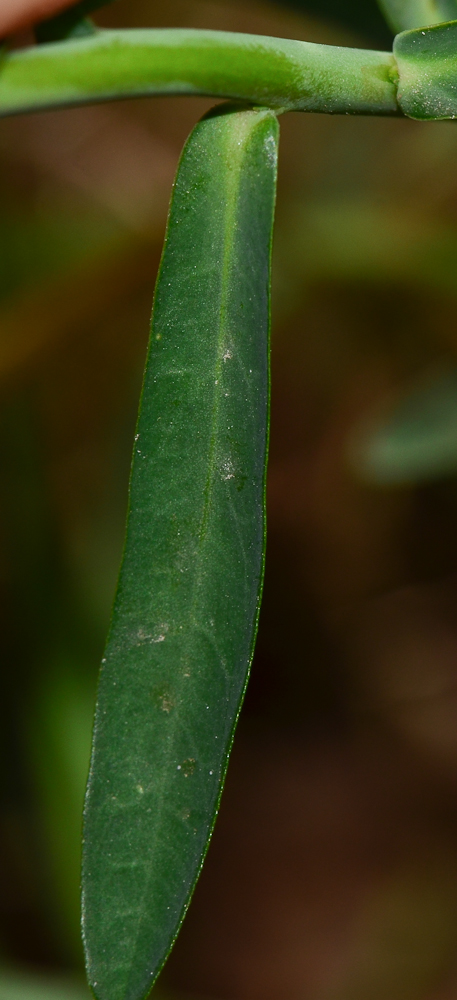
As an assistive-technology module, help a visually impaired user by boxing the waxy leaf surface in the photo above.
[82,104,278,1000]
[395,19,457,118]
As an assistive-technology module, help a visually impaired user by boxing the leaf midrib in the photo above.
[122,112,261,1000]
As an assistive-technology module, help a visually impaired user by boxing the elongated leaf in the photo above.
[82,104,278,1000]
[395,19,457,118]
[378,0,457,33]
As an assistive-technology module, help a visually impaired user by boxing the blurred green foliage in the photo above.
[348,367,457,485]
[0,970,90,999]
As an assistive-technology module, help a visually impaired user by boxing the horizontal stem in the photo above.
[0,28,400,117]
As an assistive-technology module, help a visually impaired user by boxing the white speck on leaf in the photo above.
[221,458,235,481]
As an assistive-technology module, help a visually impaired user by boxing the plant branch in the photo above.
[0,27,401,117]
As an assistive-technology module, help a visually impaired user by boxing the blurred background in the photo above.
[4,0,457,997]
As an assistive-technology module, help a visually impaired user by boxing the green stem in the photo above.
[0,28,400,118]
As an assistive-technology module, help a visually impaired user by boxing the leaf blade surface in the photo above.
[82,104,278,1000]
[395,19,457,118]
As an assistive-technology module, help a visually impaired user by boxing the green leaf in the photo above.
[35,1,112,44]
[81,104,278,1000]
[378,0,457,32]
[394,19,457,118]
[348,368,457,485]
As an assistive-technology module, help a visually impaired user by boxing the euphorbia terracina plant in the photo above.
[2,0,457,997]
